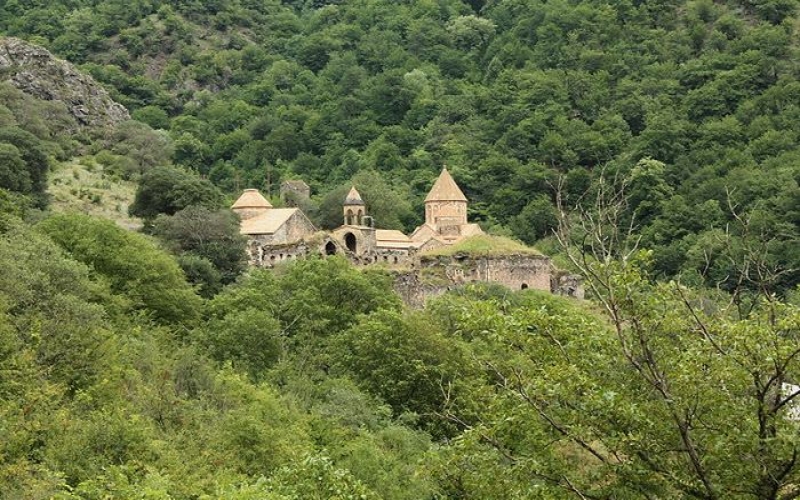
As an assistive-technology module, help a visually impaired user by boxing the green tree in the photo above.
[107,121,174,176]
[0,143,29,193]
[334,309,475,437]
[0,127,50,207]
[37,214,202,325]
[130,166,223,221]
[509,194,558,244]
[176,253,222,298]
[131,105,170,130]
[152,206,247,286]
[199,309,283,380]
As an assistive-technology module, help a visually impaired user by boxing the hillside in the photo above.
[2,0,798,292]
[48,158,142,230]
[0,37,130,128]
[2,1,800,499]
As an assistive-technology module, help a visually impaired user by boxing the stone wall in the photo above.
[395,253,569,307]
[393,271,452,308]
[246,237,583,305]
[419,254,553,291]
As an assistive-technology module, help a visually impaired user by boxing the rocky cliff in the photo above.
[0,37,129,128]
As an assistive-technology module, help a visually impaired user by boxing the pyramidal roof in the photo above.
[425,167,467,202]
[344,186,365,205]
[231,189,272,209]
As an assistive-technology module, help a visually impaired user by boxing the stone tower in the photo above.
[280,180,311,206]
[231,189,272,220]
[424,167,468,228]
[343,186,366,226]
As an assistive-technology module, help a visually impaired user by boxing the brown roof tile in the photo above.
[424,168,467,202]
[240,208,299,235]
[231,189,272,209]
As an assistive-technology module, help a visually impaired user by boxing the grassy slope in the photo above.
[48,158,142,230]
[421,234,543,258]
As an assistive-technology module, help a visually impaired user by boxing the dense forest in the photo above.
[2,0,799,287]
[2,0,800,498]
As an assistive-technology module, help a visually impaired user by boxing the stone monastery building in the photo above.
[232,168,485,267]
[232,168,582,302]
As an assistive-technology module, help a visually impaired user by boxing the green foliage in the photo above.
[37,213,202,326]
[177,253,222,298]
[130,166,223,221]
[508,195,558,245]
[334,309,476,437]
[4,0,800,289]
[0,201,446,498]
[0,126,50,207]
[5,0,800,497]
[152,206,247,287]
[131,105,170,130]
[276,257,402,340]
[199,308,283,381]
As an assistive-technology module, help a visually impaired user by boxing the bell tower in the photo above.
[343,186,365,226]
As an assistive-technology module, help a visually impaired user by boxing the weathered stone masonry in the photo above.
[393,254,582,308]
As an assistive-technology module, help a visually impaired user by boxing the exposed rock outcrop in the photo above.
[0,37,129,128]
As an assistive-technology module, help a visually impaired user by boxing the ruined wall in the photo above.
[247,240,310,267]
[245,235,583,305]
[374,247,414,267]
[392,271,451,309]
[395,254,560,307]
[419,254,553,291]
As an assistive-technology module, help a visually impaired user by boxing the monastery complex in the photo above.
[232,168,582,304]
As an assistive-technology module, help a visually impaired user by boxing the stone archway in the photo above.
[344,232,357,253]
[325,241,337,255]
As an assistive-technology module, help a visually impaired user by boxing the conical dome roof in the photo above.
[344,186,365,206]
[425,168,467,202]
[231,189,272,209]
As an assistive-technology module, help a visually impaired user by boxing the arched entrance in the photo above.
[344,232,357,253]
[325,241,337,255]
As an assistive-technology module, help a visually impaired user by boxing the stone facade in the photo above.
[248,210,317,247]
[410,168,484,247]
[394,254,562,308]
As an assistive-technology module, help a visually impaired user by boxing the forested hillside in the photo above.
[2,0,799,290]
[2,0,800,498]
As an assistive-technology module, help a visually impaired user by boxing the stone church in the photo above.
[231,168,581,302]
[232,168,485,267]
